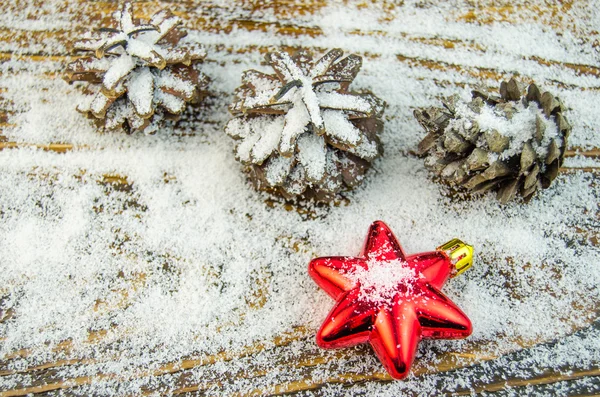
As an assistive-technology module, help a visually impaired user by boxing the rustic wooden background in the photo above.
[0,0,599,396]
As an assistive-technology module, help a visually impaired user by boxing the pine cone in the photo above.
[414,78,571,203]
[66,2,209,133]
[225,48,384,202]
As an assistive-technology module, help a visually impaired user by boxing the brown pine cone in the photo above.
[66,2,209,133]
[225,48,385,202]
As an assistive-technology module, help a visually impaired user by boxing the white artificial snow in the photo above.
[300,79,325,129]
[322,110,361,145]
[250,119,283,163]
[318,91,372,113]
[102,54,136,91]
[347,136,379,160]
[280,96,311,154]
[348,259,417,304]
[264,155,294,185]
[563,155,600,169]
[448,96,562,161]
[226,116,286,164]
[296,133,327,181]
[127,67,154,116]
[156,70,195,99]
[0,0,599,395]
[126,39,159,63]
[89,92,111,115]
[154,89,185,114]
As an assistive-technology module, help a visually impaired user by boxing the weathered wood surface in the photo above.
[0,0,599,396]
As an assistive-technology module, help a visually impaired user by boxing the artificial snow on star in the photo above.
[66,2,209,133]
[414,78,571,203]
[225,48,385,202]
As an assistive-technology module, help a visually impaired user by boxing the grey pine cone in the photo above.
[414,78,571,203]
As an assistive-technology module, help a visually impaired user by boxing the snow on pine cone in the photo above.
[414,78,571,204]
[225,48,384,202]
[66,2,209,133]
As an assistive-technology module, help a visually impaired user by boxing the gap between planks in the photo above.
[1,47,599,86]
[451,367,600,396]
[170,353,598,396]
[0,0,581,40]
[261,366,600,397]
[0,141,599,161]
[2,20,596,79]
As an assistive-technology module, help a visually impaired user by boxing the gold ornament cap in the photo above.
[437,238,474,277]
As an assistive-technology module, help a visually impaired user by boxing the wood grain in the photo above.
[0,0,598,396]
[454,367,600,395]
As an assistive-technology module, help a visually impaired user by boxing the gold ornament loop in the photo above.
[437,238,474,277]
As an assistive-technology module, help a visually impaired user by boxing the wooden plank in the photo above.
[0,338,530,396]
[0,140,598,160]
[0,0,598,395]
[452,367,600,395]
[1,44,599,85]
[0,328,310,397]
[2,258,597,396]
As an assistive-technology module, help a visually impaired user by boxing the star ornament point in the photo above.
[308,220,473,380]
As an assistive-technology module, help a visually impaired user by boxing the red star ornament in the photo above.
[308,220,474,380]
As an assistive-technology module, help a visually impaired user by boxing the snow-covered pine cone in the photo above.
[225,48,384,202]
[66,2,209,133]
[414,78,571,204]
